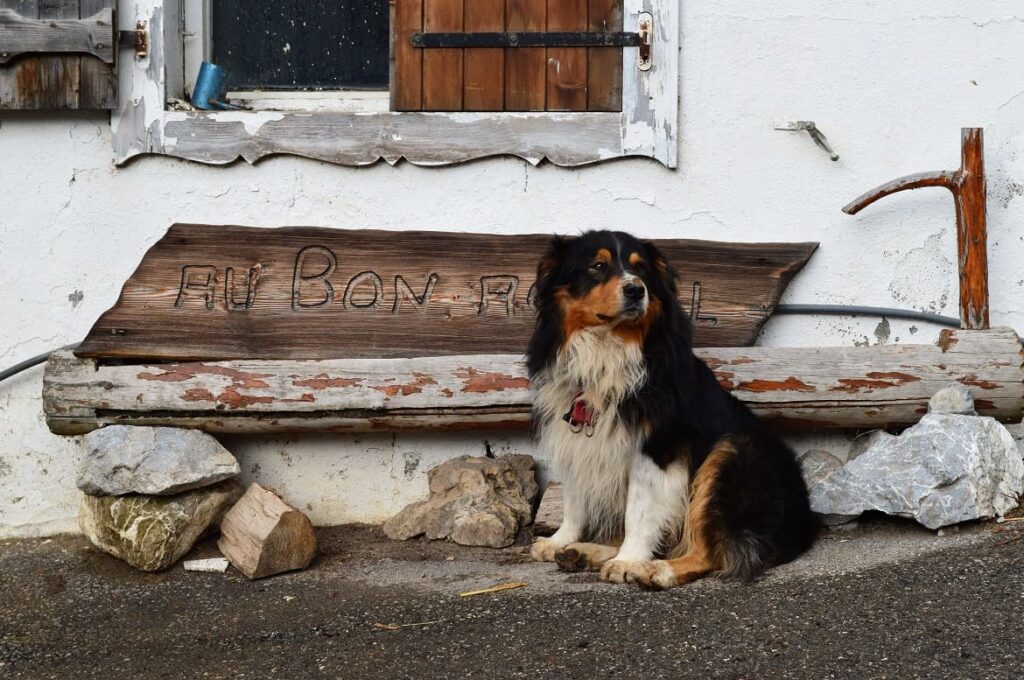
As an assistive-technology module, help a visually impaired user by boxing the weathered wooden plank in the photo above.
[74,225,818,360]
[392,0,424,111]
[156,110,630,167]
[422,0,463,111]
[0,6,112,64]
[463,0,505,111]
[44,329,1024,435]
[586,0,622,111]
[504,0,546,111]
[0,0,40,109]
[545,0,588,111]
[77,0,116,109]
[35,0,80,110]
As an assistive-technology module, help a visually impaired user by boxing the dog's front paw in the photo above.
[599,559,658,585]
[530,538,563,562]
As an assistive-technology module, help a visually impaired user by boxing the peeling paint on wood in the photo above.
[44,329,1024,435]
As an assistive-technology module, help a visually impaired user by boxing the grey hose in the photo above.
[0,344,80,384]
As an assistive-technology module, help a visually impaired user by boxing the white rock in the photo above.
[810,414,1024,529]
[78,426,240,496]
[184,557,230,573]
[927,383,977,416]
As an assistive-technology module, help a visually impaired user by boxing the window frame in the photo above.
[113,0,678,167]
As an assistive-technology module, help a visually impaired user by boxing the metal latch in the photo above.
[118,20,148,59]
[412,12,653,71]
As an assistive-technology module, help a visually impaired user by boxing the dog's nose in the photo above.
[623,283,646,302]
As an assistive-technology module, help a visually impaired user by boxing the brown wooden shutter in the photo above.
[393,0,623,112]
[0,0,117,110]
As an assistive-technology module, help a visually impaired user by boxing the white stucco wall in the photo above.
[3,1,1024,538]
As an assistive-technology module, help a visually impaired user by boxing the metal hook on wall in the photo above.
[775,121,840,161]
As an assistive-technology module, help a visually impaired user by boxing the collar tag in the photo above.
[562,391,598,436]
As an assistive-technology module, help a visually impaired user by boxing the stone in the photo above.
[533,482,563,536]
[384,454,538,548]
[79,480,244,572]
[799,449,843,488]
[78,426,240,496]
[810,414,1024,530]
[1003,419,1024,460]
[927,383,977,416]
[799,449,858,525]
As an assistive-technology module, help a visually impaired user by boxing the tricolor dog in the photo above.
[528,231,817,588]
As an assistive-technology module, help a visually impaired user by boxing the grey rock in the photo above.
[1003,419,1024,460]
[847,430,891,463]
[79,480,244,572]
[78,426,240,496]
[927,383,977,416]
[799,449,858,526]
[384,454,538,548]
[799,449,843,488]
[810,414,1024,529]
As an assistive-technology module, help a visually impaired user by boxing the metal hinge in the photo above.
[412,11,653,70]
[117,20,148,59]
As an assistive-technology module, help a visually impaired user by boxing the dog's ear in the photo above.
[643,240,679,295]
[537,235,569,284]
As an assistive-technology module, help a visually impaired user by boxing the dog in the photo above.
[527,231,817,589]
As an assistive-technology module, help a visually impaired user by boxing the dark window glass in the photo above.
[212,1,390,90]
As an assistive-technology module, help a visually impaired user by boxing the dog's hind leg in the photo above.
[635,441,735,589]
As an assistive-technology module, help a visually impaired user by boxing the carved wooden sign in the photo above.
[76,225,817,361]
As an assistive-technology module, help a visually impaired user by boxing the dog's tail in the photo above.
[666,434,817,584]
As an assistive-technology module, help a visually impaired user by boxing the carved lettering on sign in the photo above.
[393,273,440,314]
[225,265,262,311]
[292,246,337,310]
[77,225,819,361]
[479,276,519,317]
[175,266,217,310]
[344,271,385,310]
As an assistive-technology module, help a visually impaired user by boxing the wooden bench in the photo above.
[42,222,1024,435]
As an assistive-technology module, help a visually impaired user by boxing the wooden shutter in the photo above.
[393,0,623,112]
[0,0,117,110]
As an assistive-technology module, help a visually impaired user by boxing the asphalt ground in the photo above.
[2,517,1023,679]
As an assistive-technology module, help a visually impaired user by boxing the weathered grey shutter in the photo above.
[0,0,117,110]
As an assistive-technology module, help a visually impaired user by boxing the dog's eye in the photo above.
[590,261,608,274]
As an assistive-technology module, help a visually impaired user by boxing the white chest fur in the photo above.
[533,328,647,537]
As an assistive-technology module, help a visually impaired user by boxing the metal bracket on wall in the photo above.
[412,11,653,71]
[117,20,148,60]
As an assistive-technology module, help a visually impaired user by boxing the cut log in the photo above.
[44,328,1024,434]
[533,482,563,536]
[217,483,317,580]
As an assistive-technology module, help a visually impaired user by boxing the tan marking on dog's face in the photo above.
[556,276,625,339]
[611,295,662,346]
[629,252,644,267]
[595,248,613,265]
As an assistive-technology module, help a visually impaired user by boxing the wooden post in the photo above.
[843,128,990,330]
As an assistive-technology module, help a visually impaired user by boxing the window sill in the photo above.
[224,90,391,114]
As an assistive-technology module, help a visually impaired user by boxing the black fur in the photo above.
[528,230,818,580]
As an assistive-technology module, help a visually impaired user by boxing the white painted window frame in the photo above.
[113,0,678,167]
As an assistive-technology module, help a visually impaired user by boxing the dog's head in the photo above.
[531,231,680,349]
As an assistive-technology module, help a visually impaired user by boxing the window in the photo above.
[114,0,678,167]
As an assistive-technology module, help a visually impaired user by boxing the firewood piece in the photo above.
[217,483,317,580]
[533,482,563,536]
[843,128,989,330]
